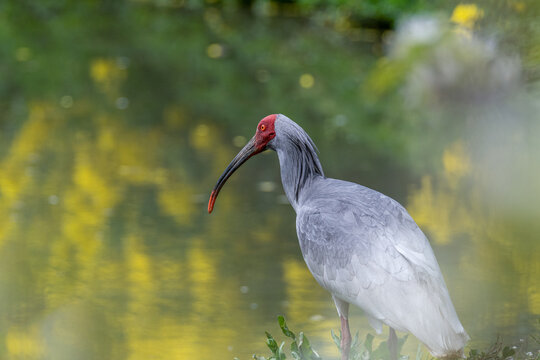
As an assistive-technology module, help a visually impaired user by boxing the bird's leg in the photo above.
[333,296,351,360]
[340,315,351,360]
[388,327,398,360]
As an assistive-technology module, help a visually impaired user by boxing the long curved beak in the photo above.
[208,136,259,213]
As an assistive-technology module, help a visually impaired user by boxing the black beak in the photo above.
[208,136,259,213]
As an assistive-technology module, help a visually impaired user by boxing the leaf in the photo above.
[371,333,409,360]
[349,331,359,349]
[502,346,515,358]
[372,339,390,360]
[298,332,322,360]
[331,329,341,349]
[257,316,322,360]
[349,332,363,360]
[311,348,321,360]
[415,343,423,360]
[279,315,296,340]
[397,334,409,354]
[364,333,374,353]
[278,341,287,360]
[297,332,305,349]
[266,331,280,356]
[290,340,300,356]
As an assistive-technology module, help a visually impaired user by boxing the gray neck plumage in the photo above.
[272,115,324,211]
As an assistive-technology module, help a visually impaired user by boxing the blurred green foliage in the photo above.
[1,0,538,174]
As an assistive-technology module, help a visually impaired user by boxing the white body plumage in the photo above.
[271,115,469,357]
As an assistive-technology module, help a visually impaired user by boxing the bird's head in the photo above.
[208,114,277,213]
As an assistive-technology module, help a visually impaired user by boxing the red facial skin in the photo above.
[207,114,277,213]
[255,114,277,152]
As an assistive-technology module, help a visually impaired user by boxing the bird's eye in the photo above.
[260,124,266,131]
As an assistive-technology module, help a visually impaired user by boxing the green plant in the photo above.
[253,315,321,360]
[250,316,540,360]
[331,329,408,360]
[467,336,540,360]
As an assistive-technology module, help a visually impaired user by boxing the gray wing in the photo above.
[296,179,468,356]
[296,179,441,292]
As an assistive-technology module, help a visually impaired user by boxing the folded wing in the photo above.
[296,179,469,357]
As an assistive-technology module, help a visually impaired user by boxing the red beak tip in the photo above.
[208,191,216,214]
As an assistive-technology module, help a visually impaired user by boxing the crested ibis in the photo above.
[208,114,469,360]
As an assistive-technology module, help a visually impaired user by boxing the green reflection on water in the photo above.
[0,1,539,359]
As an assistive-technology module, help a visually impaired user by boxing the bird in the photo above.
[208,114,469,360]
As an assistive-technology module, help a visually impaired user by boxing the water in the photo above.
[0,2,538,359]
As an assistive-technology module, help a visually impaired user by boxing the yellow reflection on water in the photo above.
[283,258,325,323]
[408,141,473,245]
[187,239,217,316]
[158,184,195,226]
[6,326,44,359]
[408,139,540,346]
[0,104,54,204]
[442,141,470,188]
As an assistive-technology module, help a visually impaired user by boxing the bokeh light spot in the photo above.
[116,56,130,70]
[257,181,276,192]
[232,135,246,147]
[206,43,224,59]
[60,96,73,109]
[15,47,31,62]
[48,195,59,205]
[299,73,315,88]
[194,124,209,138]
[116,97,129,110]
[191,124,213,150]
[511,1,526,12]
